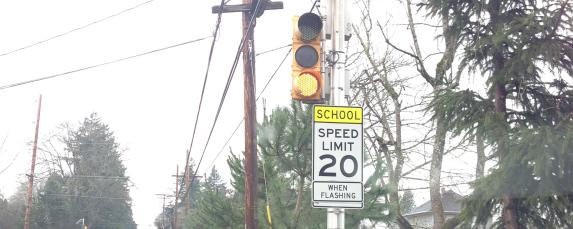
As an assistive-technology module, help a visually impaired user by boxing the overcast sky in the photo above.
[0,0,315,227]
[0,0,482,228]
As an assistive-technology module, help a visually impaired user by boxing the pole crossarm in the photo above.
[211,1,283,16]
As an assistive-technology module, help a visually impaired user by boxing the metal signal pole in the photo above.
[327,0,347,228]
[24,95,42,229]
[212,1,282,228]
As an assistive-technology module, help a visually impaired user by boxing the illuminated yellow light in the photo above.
[295,72,319,97]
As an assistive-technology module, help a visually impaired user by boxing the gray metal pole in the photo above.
[327,0,346,228]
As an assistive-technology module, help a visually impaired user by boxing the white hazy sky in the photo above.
[0,0,480,228]
[0,0,314,227]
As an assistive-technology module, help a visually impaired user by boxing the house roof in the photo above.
[404,190,464,216]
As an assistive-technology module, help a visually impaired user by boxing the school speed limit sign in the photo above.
[312,105,363,208]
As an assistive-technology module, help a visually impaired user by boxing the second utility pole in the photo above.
[241,0,258,227]
[212,1,282,228]
[24,95,42,229]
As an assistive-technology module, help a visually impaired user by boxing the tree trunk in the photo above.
[429,115,447,229]
[488,0,518,225]
[494,52,518,229]
[403,0,456,226]
[396,214,413,229]
[389,180,413,229]
[292,175,305,227]
[476,134,485,179]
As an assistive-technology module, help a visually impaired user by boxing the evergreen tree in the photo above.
[424,0,573,227]
[0,192,7,228]
[37,174,73,229]
[227,102,390,228]
[399,190,415,215]
[184,167,242,229]
[62,113,135,229]
[0,189,21,229]
[182,160,201,211]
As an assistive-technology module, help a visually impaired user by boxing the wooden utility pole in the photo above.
[241,0,259,227]
[24,95,42,229]
[156,194,172,229]
[183,150,190,214]
[173,165,180,229]
[212,1,282,228]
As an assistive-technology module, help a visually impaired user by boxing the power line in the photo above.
[0,0,154,57]
[255,44,291,56]
[0,151,21,175]
[184,0,264,197]
[40,193,129,200]
[181,0,225,198]
[399,182,472,191]
[0,36,211,91]
[67,175,129,180]
[309,0,319,12]
[204,47,291,172]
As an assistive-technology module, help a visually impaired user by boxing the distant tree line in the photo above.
[0,113,135,229]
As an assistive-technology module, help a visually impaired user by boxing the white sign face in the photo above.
[312,105,363,208]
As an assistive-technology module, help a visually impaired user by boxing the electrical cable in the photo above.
[255,44,291,56]
[0,135,17,175]
[0,151,20,175]
[40,193,129,200]
[0,36,211,91]
[0,0,154,57]
[204,47,291,172]
[309,0,319,12]
[181,0,225,199]
[184,0,264,197]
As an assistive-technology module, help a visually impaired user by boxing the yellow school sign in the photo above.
[312,105,364,209]
[313,105,362,124]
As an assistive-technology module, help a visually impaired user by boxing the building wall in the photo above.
[406,212,459,229]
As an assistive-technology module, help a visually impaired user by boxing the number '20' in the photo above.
[318,154,358,177]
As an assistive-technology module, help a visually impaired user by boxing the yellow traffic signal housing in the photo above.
[292,13,322,102]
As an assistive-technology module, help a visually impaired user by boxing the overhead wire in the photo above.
[181,0,225,198]
[204,47,292,172]
[184,0,264,197]
[255,43,291,57]
[40,193,129,200]
[0,135,18,175]
[0,0,154,57]
[309,0,320,12]
[198,52,289,227]
[0,151,20,175]
[0,36,211,91]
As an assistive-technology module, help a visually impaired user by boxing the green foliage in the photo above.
[37,174,73,229]
[0,184,26,229]
[461,121,573,228]
[228,102,390,228]
[399,190,415,215]
[0,113,139,229]
[423,0,573,227]
[181,102,391,228]
[430,89,495,140]
[61,113,134,229]
[184,167,242,229]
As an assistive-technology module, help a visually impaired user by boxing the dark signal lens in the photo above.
[298,13,322,41]
[295,45,318,68]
